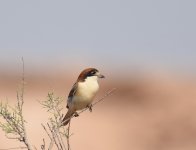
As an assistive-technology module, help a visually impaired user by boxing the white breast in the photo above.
[73,76,99,110]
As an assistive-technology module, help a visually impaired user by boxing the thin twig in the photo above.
[19,57,32,150]
[41,124,52,141]
[66,121,71,150]
[51,125,63,150]
[3,115,23,138]
[61,88,117,126]
[80,88,116,114]
[48,138,54,150]
[47,123,60,150]
[41,124,55,150]
[5,134,21,140]
[56,127,66,150]
[41,139,46,150]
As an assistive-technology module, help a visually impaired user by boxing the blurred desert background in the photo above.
[0,0,196,150]
[1,69,196,150]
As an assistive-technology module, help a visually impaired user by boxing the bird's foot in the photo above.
[87,104,93,112]
[74,112,79,117]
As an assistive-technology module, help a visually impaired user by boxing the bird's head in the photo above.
[77,68,105,82]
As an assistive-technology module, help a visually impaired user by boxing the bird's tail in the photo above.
[62,109,75,126]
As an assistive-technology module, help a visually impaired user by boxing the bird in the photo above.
[62,68,105,126]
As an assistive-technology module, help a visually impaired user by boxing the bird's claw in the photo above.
[87,104,93,112]
[74,112,79,117]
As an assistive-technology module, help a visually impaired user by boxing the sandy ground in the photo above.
[0,71,196,150]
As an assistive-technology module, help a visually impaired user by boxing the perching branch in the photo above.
[41,88,116,150]
[79,88,116,114]
[61,88,117,126]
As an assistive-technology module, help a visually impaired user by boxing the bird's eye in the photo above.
[91,71,96,74]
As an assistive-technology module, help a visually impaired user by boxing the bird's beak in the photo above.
[98,74,105,78]
[96,72,105,78]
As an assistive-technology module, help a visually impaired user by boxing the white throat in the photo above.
[85,75,98,83]
[77,76,99,99]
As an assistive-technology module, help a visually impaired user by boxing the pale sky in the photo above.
[0,0,195,73]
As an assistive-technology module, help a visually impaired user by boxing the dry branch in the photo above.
[61,88,117,126]
[0,58,32,150]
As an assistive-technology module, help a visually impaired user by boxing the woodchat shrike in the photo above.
[62,68,105,126]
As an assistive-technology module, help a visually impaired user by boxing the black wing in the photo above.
[66,82,78,108]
